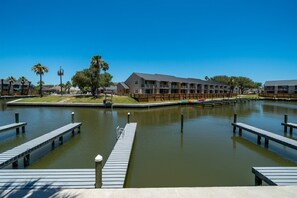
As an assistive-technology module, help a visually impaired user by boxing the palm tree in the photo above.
[32,63,48,97]
[18,76,28,95]
[65,81,72,94]
[6,76,16,95]
[57,66,64,95]
[90,55,109,96]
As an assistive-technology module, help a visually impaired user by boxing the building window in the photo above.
[135,80,138,84]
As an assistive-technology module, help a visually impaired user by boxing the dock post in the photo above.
[95,154,103,188]
[284,115,288,133]
[257,135,261,144]
[127,112,130,124]
[15,113,20,134]
[290,127,293,135]
[24,154,30,167]
[233,114,237,133]
[181,113,184,133]
[264,138,269,148]
[255,175,262,186]
[12,161,18,169]
[59,136,63,145]
[239,128,242,136]
[52,140,55,149]
[72,112,75,123]
[21,126,25,133]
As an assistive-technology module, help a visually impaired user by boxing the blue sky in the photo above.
[0,0,296,85]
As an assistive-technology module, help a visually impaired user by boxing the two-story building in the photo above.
[117,73,230,95]
[264,80,297,94]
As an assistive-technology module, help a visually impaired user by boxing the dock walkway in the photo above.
[102,123,137,188]
[232,122,297,149]
[0,123,82,169]
[0,122,26,134]
[0,169,95,190]
[252,167,297,186]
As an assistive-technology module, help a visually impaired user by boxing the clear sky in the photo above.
[0,0,296,85]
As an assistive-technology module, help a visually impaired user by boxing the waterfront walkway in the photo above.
[1,186,296,198]
[102,123,137,188]
[0,123,82,168]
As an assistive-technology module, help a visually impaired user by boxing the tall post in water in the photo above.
[181,113,184,133]
[95,154,103,188]
[233,114,237,133]
[284,115,288,133]
[127,112,130,124]
[15,113,20,134]
[71,112,75,123]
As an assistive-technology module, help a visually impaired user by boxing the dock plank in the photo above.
[252,167,297,186]
[0,169,95,189]
[0,123,82,168]
[102,123,137,189]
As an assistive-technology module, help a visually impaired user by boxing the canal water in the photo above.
[0,100,297,187]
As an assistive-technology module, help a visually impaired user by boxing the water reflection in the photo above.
[0,100,297,187]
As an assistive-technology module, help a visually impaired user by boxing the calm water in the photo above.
[0,100,297,187]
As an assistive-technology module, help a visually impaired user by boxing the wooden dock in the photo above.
[281,115,297,134]
[232,115,297,150]
[0,122,82,169]
[0,113,26,134]
[0,169,95,189]
[0,122,27,134]
[102,123,137,188]
[252,167,297,186]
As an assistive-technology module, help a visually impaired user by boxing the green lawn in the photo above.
[17,95,139,104]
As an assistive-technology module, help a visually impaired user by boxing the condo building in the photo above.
[264,80,297,94]
[117,73,230,95]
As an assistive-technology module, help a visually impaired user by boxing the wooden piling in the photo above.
[284,115,288,133]
[15,113,19,134]
[71,112,75,123]
[233,114,237,133]
[181,113,184,133]
[95,154,103,188]
[257,135,261,144]
[127,112,130,124]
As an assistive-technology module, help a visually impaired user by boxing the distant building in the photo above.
[264,80,297,94]
[117,72,230,95]
[0,79,32,96]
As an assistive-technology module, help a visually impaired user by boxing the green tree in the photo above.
[6,76,16,95]
[65,81,72,94]
[204,76,209,81]
[18,76,28,95]
[72,69,92,93]
[99,72,113,90]
[236,76,254,94]
[91,55,109,96]
[32,63,48,97]
[228,76,237,94]
[210,75,229,84]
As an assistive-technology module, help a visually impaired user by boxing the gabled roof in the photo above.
[118,82,129,89]
[133,73,209,84]
[264,80,297,86]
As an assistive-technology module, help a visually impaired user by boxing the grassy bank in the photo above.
[16,94,252,104]
[17,95,139,104]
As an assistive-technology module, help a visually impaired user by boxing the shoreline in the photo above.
[6,98,255,108]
